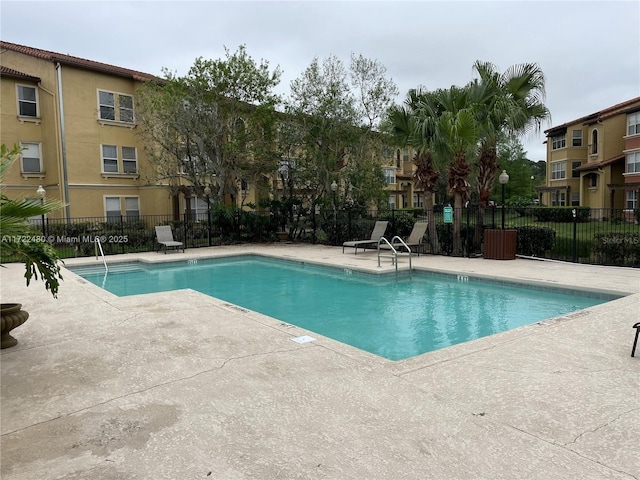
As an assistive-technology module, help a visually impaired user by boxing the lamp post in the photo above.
[499,170,509,230]
[36,185,46,236]
[331,180,338,246]
[204,185,212,247]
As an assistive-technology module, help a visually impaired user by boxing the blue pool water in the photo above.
[71,256,617,360]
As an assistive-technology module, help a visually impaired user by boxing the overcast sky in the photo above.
[2,1,639,161]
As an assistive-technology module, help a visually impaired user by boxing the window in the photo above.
[551,191,566,206]
[591,130,598,155]
[572,129,582,147]
[119,95,134,123]
[124,197,139,219]
[627,151,640,174]
[627,190,638,210]
[101,145,118,173]
[551,134,566,150]
[98,90,134,123]
[185,197,208,220]
[102,145,138,175]
[17,85,38,117]
[388,195,396,209]
[628,112,640,136]
[402,149,409,162]
[589,174,598,188]
[571,193,580,206]
[105,196,140,220]
[105,197,121,221]
[571,161,581,178]
[551,161,566,180]
[20,142,42,173]
[382,167,395,185]
[122,147,137,173]
[99,91,115,120]
[413,193,423,208]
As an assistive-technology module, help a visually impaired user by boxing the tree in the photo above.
[136,45,282,209]
[418,86,478,256]
[494,135,540,202]
[283,54,398,217]
[470,61,550,237]
[386,88,443,253]
[0,145,64,297]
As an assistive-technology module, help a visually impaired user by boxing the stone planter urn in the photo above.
[1,303,29,349]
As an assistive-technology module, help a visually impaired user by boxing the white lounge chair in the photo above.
[342,221,388,254]
[155,225,184,253]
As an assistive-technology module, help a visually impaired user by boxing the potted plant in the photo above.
[1,144,64,348]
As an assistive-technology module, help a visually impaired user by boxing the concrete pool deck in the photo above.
[1,244,639,479]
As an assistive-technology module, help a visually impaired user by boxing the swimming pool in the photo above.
[71,256,619,360]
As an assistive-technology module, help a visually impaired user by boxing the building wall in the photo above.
[1,49,172,219]
[1,51,62,206]
[541,98,640,210]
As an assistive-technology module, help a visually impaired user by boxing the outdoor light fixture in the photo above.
[36,185,46,236]
[499,170,509,229]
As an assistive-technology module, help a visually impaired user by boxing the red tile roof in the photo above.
[0,65,41,82]
[545,97,640,136]
[573,154,625,172]
[1,40,160,82]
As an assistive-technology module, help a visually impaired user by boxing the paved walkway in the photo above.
[1,245,639,479]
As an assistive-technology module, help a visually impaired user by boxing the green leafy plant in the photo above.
[515,225,556,256]
[1,144,64,297]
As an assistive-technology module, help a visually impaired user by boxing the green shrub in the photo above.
[532,207,590,222]
[592,232,640,266]
[516,226,556,256]
[552,237,592,262]
[383,210,415,238]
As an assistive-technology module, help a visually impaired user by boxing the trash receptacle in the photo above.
[483,229,517,260]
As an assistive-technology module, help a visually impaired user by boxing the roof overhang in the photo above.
[573,154,624,172]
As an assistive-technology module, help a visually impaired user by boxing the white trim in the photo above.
[16,83,39,119]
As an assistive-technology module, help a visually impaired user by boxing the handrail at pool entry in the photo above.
[391,235,412,270]
[377,237,398,271]
[94,237,108,272]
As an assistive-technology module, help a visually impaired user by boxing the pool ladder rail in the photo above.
[94,236,108,273]
[377,236,412,271]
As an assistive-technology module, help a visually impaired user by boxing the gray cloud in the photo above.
[2,0,638,161]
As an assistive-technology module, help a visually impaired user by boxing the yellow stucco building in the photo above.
[2,41,423,226]
[538,97,640,218]
[1,41,180,221]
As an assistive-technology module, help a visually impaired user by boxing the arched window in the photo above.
[591,129,598,155]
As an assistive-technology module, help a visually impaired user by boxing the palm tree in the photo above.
[387,90,442,253]
[1,144,64,297]
[471,61,550,239]
[424,86,478,256]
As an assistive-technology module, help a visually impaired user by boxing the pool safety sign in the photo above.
[443,206,453,224]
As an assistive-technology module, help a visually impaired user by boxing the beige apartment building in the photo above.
[538,97,640,217]
[1,41,422,225]
[0,41,182,220]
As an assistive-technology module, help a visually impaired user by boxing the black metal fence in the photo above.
[32,206,640,267]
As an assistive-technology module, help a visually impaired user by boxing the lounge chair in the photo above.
[342,221,388,254]
[392,221,428,255]
[155,225,184,254]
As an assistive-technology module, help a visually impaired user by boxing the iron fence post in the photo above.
[120,215,125,254]
[572,208,577,263]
